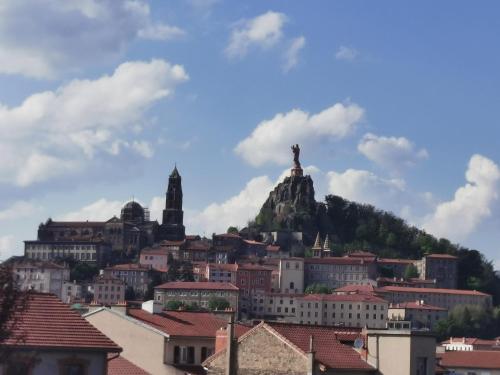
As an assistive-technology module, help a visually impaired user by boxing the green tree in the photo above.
[166,300,184,311]
[403,264,419,279]
[208,297,230,311]
[227,226,239,235]
[305,283,332,294]
[70,262,99,282]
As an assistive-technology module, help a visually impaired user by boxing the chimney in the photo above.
[225,312,235,375]
[307,335,315,375]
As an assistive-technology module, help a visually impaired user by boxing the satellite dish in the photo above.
[354,338,364,349]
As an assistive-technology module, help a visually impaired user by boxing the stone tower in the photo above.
[159,166,185,241]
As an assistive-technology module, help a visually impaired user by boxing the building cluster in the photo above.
[3,154,497,374]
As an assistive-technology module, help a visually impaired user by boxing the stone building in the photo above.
[417,253,458,289]
[304,257,377,290]
[204,321,377,375]
[158,166,186,241]
[24,239,112,266]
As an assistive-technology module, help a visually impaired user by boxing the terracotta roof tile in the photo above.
[438,350,500,369]
[265,322,374,371]
[425,253,458,260]
[335,284,377,294]
[108,355,149,375]
[106,263,151,272]
[155,281,239,291]
[127,309,250,338]
[4,293,121,352]
[379,286,491,297]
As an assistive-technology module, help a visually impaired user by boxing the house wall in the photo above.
[164,337,215,366]
[85,309,170,375]
[207,327,308,375]
[0,350,107,375]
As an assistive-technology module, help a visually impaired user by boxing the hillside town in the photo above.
[1,146,499,375]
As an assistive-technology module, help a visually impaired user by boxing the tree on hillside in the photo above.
[403,264,419,279]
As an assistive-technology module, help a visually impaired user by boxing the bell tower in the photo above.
[159,166,185,241]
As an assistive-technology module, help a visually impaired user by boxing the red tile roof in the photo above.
[207,263,238,272]
[377,258,416,265]
[438,350,500,369]
[305,257,374,265]
[243,239,266,246]
[140,247,168,256]
[4,293,121,352]
[237,263,273,271]
[301,293,387,303]
[389,301,447,311]
[379,286,491,297]
[108,355,149,375]
[127,309,250,338]
[263,322,374,371]
[106,263,151,272]
[155,281,239,291]
[441,337,499,346]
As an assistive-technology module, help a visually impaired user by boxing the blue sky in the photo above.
[1,1,500,266]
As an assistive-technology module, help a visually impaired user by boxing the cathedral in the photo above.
[34,166,186,257]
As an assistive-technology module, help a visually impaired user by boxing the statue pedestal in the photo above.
[291,167,303,177]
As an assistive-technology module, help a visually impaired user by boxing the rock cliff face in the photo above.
[255,175,322,245]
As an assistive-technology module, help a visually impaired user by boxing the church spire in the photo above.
[323,234,331,256]
[312,232,322,258]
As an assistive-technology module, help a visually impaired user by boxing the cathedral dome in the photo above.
[121,201,145,223]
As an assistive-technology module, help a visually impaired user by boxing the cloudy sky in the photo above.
[1,1,500,267]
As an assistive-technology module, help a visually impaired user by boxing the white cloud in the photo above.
[423,154,500,241]
[235,102,364,167]
[0,201,39,221]
[0,0,185,78]
[0,59,188,187]
[283,36,306,72]
[59,198,124,221]
[186,176,274,235]
[327,168,406,209]
[225,11,287,58]
[0,235,17,261]
[358,133,429,173]
[335,45,358,61]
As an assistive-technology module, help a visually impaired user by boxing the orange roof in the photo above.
[237,263,273,271]
[305,257,374,265]
[108,355,149,375]
[140,247,168,256]
[438,350,500,369]
[207,263,238,272]
[155,281,239,291]
[266,245,281,252]
[128,309,250,338]
[377,258,416,265]
[441,337,499,346]
[302,293,387,303]
[5,293,121,352]
[379,286,491,297]
[260,322,374,371]
[106,263,151,272]
[243,239,266,246]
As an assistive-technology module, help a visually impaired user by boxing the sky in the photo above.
[1,1,500,267]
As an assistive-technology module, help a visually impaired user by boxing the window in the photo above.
[58,358,89,375]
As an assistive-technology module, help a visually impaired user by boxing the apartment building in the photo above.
[418,253,458,289]
[12,259,69,299]
[295,293,388,328]
[388,300,448,329]
[103,263,153,298]
[154,281,240,311]
[378,285,491,310]
[304,256,377,289]
[24,239,111,266]
[92,274,126,305]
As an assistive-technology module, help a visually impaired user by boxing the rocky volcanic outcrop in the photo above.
[255,175,324,245]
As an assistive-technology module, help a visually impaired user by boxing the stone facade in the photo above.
[158,166,186,241]
[207,326,308,375]
[418,254,458,289]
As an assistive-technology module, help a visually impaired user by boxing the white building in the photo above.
[61,280,83,304]
[12,259,70,299]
